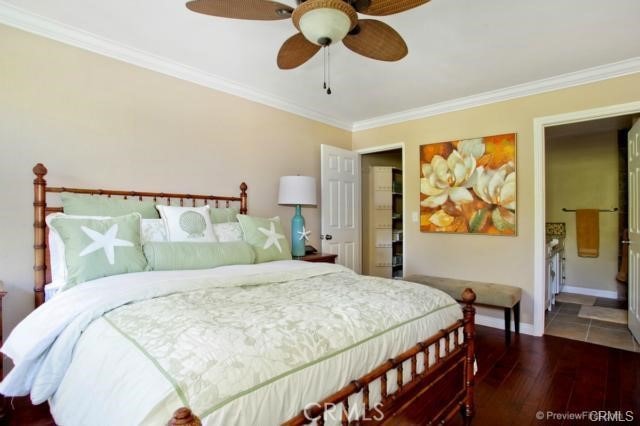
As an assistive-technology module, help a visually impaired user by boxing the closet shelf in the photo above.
[370,166,403,279]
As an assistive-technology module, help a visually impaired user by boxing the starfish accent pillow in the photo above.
[46,213,110,287]
[47,215,166,288]
[237,215,292,263]
[49,213,147,290]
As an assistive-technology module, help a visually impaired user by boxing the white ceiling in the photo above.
[2,0,640,129]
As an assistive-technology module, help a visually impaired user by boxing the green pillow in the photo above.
[143,241,255,271]
[210,207,240,224]
[50,213,147,290]
[61,192,160,219]
[237,215,292,263]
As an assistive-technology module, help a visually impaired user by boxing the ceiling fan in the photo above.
[185,0,430,71]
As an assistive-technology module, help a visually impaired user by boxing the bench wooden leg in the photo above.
[504,307,511,345]
[513,302,520,335]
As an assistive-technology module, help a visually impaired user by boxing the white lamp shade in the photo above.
[299,8,351,45]
[278,176,317,206]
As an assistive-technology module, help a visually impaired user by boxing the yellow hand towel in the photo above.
[576,209,599,258]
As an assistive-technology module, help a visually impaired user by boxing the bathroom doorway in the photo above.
[543,115,638,351]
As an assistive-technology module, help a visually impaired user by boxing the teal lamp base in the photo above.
[291,205,305,257]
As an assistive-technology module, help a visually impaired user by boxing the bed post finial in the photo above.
[33,163,49,308]
[239,182,248,215]
[169,407,201,426]
[33,163,48,177]
[461,288,476,425]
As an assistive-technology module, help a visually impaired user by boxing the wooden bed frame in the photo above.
[31,163,476,426]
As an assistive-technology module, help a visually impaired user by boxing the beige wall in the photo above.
[546,131,620,293]
[352,74,640,325]
[361,150,402,274]
[2,21,640,342]
[0,24,351,347]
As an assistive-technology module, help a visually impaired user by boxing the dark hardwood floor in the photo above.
[1,325,638,426]
[449,326,640,425]
[1,396,53,426]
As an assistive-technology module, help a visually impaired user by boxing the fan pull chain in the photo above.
[321,46,332,95]
[327,46,331,95]
[323,47,327,90]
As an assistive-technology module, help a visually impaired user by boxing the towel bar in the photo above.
[562,208,618,212]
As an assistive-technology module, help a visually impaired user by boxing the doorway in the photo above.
[357,144,406,278]
[319,143,405,276]
[533,101,640,339]
[543,115,638,351]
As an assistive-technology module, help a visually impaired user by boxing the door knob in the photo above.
[622,240,632,244]
[325,234,333,240]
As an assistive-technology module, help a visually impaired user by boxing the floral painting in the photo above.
[420,133,516,235]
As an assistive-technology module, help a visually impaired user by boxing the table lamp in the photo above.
[278,176,317,257]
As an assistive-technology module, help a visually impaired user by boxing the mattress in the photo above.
[1,261,461,425]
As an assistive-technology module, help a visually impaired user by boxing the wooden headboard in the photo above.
[32,163,248,308]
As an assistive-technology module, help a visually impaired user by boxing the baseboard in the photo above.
[474,313,535,336]
[561,285,618,299]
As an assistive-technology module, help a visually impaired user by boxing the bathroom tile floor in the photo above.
[545,296,639,352]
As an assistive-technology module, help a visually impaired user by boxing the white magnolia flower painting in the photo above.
[420,133,517,235]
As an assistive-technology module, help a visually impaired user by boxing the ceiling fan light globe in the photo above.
[299,8,352,46]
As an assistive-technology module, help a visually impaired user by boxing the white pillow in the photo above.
[45,280,64,302]
[157,205,217,242]
[213,222,244,242]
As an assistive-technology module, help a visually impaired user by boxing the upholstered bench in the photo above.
[405,275,522,344]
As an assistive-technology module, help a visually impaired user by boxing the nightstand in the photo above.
[295,253,338,264]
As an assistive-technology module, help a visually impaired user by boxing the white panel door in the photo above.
[629,120,640,342]
[321,144,361,273]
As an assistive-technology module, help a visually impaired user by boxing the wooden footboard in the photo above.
[169,289,476,426]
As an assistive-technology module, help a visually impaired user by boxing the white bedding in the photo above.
[1,261,462,425]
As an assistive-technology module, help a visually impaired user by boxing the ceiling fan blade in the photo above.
[186,0,293,21]
[277,33,321,69]
[356,0,430,16]
[343,20,408,61]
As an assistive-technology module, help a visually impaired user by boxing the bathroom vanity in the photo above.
[546,223,566,310]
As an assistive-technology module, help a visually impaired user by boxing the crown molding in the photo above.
[0,2,353,131]
[351,57,640,132]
